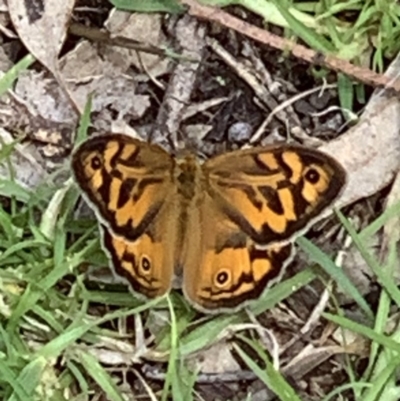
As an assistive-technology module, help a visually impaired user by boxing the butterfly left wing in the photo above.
[203,144,346,245]
[72,133,178,299]
[100,203,177,299]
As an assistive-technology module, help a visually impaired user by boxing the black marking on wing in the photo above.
[241,185,263,211]
[109,140,124,169]
[210,149,345,244]
[95,168,112,207]
[117,178,138,209]
[102,227,161,298]
[72,136,171,241]
[253,153,279,173]
[119,146,141,167]
[258,185,284,215]
[215,232,247,253]
[113,201,164,241]
[134,177,165,201]
[198,243,293,310]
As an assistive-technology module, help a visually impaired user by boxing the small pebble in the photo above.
[227,121,252,144]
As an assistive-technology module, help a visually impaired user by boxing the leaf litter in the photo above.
[1,1,400,400]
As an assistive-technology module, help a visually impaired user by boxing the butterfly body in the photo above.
[72,133,346,313]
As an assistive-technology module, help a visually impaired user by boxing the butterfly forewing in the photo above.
[72,134,175,241]
[203,145,346,245]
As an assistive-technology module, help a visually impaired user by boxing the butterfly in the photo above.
[72,133,346,313]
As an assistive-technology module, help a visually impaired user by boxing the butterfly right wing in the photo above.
[182,192,294,313]
[182,145,345,313]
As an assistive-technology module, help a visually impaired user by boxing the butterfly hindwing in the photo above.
[100,204,177,299]
[182,193,294,312]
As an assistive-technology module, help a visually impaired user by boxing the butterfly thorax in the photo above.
[171,155,207,278]
[175,154,202,202]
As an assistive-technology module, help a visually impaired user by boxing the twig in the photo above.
[69,23,185,60]
[180,0,400,93]
[150,15,206,152]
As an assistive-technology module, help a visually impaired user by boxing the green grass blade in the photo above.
[0,54,35,96]
[269,0,334,53]
[8,357,47,401]
[323,313,400,354]
[75,94,93,146]
[234,340,301,401]
[296,237,373,320]
[251,267,317,315]
[336,210,400,308]
[77,351,125,401]
[110,0,184,13]
[337,73,355,120]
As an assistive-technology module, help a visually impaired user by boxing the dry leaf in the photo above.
[8,0,75,75]
[322,54,400,210]
[187,341,241,374]
[104,9,171,79]
[0,127,46,189]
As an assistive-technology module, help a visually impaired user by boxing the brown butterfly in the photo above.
[72,133,346,313]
